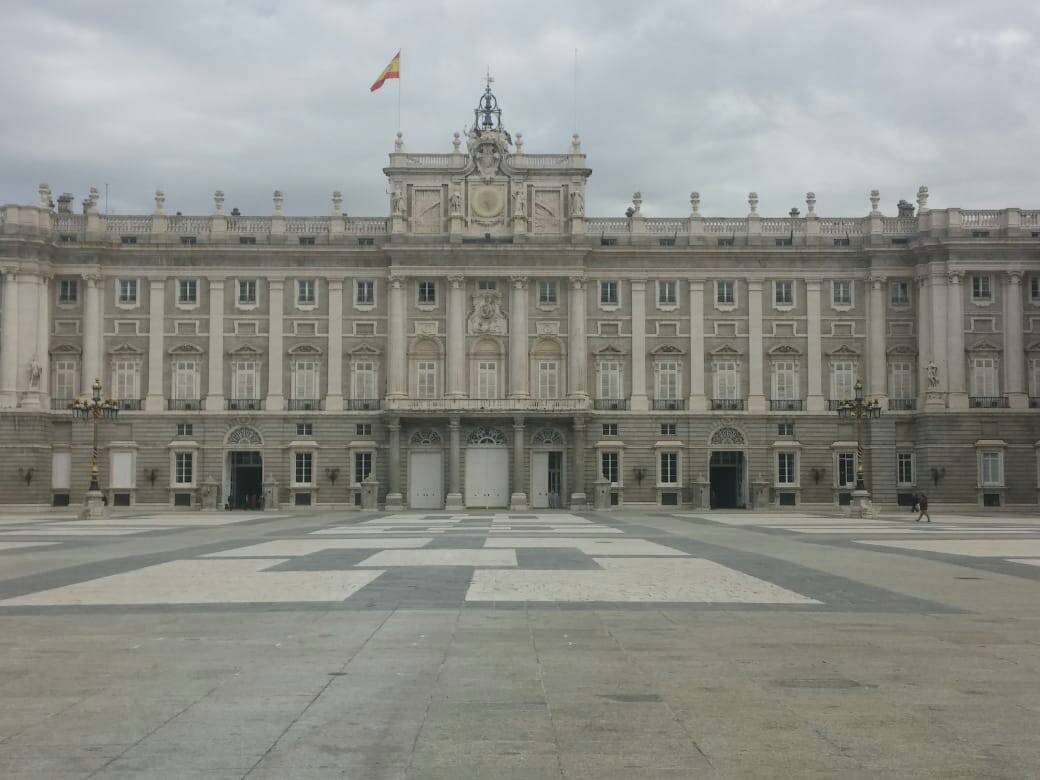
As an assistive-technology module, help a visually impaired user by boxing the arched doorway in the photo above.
[708,426,748,509]
[530,427,565,508]
[408,429,444,509]
[225,426,264,510]
[465,426,508,507]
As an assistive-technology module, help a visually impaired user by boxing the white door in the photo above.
[465,448,509,508]
[531,452,550,508]
[409,451,443,509]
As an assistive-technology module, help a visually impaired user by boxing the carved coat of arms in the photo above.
[467,291,507,335]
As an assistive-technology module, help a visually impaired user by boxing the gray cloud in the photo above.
[1,0,1038,218]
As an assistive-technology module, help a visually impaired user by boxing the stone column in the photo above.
[630,279,648,411]
[510,415,528,509]
[36,275,51,407]
[0,270,19,408]
[916,275,931,409]
[204,278,225,411]
[82,274,102,394]
[266,278,285,411]
[688,280,706,411]
[806,281,824,412]
[1004,271,1027,408]
[145,278,166,411]
[747,280,765,412]
[867,275,887,403]
[509,276,530,398]
[446,415,463,510]
[570,415,587,508]
[385,417,403,509]
[326,278,344,411]
[567,276,587,398]
[387,274,407,398]
[928,268,948,409]
[446,275,467,398]
[946,272,968,409]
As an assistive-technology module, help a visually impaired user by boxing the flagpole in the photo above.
[397,53,402,134]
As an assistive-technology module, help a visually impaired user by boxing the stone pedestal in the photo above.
[569,492,587,510]
[509,493,529,511]
[202,476,219,510]
[263,479,280,511]
[385,492,404,511]
[924,391,946,412]
[79,490,107,520]
[852,489,878,519]
[593,478,611,510]
[445,492,464,511]
[361,477,379,510]
[751,480,770,510]
[693,480,711,511]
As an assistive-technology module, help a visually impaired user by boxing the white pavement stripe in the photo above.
[202,538,435,557]
[483,538,688,556]
[355,549,518,567]
[854,539,1040,557]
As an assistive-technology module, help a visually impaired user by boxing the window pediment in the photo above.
[109,342,143,355]
[349,344,382,356]
[169,343,204,355]
[593,344,627,357]
[768,343,802,356]
[967,339,1001,352]
[50,343,82,356]
[650,343,685,355]
[228,344,264,356]
[710,344,744,357]
[288,343,323,355]
[886,345,917,356]
[827,344,860,357]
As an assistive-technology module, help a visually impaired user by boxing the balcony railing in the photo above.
[592,398,629,411]
[346,399,381,411]
[50,398,74,410]
[385,397,587,412]
[115,399,142,411]
[769,399,803,411]
[168,399,201,411]
[969,396,1009,409]
[711,398,746,411]
[889,398,916,411]
[226,398,263,411]
[652,399,687,411]
[287,398,321,411]
[827,399,847,412]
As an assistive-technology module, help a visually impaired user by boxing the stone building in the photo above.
[1,86,1038,511]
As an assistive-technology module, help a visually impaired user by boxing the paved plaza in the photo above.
[1,508,1040,777]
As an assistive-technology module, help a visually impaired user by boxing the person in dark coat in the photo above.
[915,493,931,523]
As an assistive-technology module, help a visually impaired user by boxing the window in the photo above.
[298,236,315,245]
[655,360,680,400]
[477,361,498,398]
[837,452,856,488]
[538,281,557,306]
[537,360,559,399]
[660,452,678,485]
[58,279,78,304]
[356,423,372,437]
[353,361,377,399]
[600,280,618,306]
[772,361,798,400]
[176,422,193,436]
[478,280,497,291]
[1030,359,1040,398]
[112,360,140,400]
[356,280,375,305]
[832,280,852,306]
[889,361,913,399]
[239,236,256,245]
[178,279,198,305]
[354,452,373,484]
[291,360,319,400]
[971,357,998,397]
[602,423,618,437]
[172,360,199,400]
[238,279,257,305]
[118,279,138,305]
[714,361,739,399]
[660,422,677,437]
[890,281,910,306]
[831,361,856,401]
[971,274,992,302]
[774,280,794,307]
[897,452,914,485]
[601,451,619,483]
[778,422,794,437]
[657,280,677,306]
[297,279,316,306]
[418,280,436,305]
[777,452,797,486]
[296,422,313,436]
[598,361,622,399]
[120,235,137,245]
[417,361,436,398]
[358,237,374,247]
[980,451,1003,486]
[1031,276,1040,303]
[716,280,735,305]
[53,360,77,399]
[233,361,259,399]
[294,452,313,485]
[180,236,197,246]
[174,452,194,485]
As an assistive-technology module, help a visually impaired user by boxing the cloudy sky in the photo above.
[2,0,1038,219]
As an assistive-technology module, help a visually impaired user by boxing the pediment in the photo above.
[288,343,323,355]
[108,342,143,355]
[768,344,802,356]
[349,343,382,356]
[886,344,917,356]
[709,344,744,356]
[967,339,1001,352]
[593,344,627,356]
[168,343,204,355]
[228,344,264,356]
[49,343,82,355]
[1026,341,1040,353]
[650,343,685,355]
[827,344,861,356]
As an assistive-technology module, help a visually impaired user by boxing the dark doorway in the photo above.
[229,451,263,509]
[709,450,745,509]
[547,451,562,508]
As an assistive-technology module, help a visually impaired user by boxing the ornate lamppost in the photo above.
[71,378,119,519]
[837,379,882,514]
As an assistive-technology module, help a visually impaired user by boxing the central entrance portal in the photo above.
[709,450,745,509]
[229,451,263,509]
[531,451,563,508]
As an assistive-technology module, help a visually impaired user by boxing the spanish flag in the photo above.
[370,51,401,92]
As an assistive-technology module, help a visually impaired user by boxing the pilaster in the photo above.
[916,274,931,410]
[570,415,587,508]
[747,279,765,412]
[0,270,19,407]
[567,276,588,399]
[81,273,102,395]
[35,274,51,408]
[927,266,949,409]
[946,272,968,409]
[510,415,528,510]
[1004,271,1027,408]
[508,276,530,398]
[805,281,824,412]
[867,274,888,404]
[445,416,463,510]
[385,417,404,510]
[326,278,344,411]
[446,275,467,398]
[266,278,285,411]
[145,278,166,412]
[387,273,407,398]
[630,279,648,411]
[204,278,225,411]
[688,280,706,411]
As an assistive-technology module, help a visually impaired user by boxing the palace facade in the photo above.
[2,88,1039,511]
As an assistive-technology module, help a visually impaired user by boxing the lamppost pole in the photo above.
[838,379,882,513]
[72,378,119,519]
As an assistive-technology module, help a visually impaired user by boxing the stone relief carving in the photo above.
[414,321,439,336]
[227,427,263,446]
[467,291,507,336]
[533,190,561,234]
[467,427,507,446]
[532,428,564,446]
[410,430,443,446]
[710,426,746,446]
[535,321,560,336]
[474,142,501,178]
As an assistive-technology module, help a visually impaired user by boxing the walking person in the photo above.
[910,492,919,513]
[915,492,931,523]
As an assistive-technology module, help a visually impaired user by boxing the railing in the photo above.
[652,399,687,411]
[54,214,85,233]
[386,397,587,412]
[168,399,201,411]
[226,398,263,411]
[509,154,575,169]
[393,153,466,168]
[1021,211,1040,227]
[826,399,847,411]
[115,399,142,411]
[711,398,745,411]
[962,210,1001,227]
[703,218,747,234]
[344,218,389,234]
[105,216,152,234]
[761,218,804,234]
[287,399,321,411]
[50,398,73,410]
[646,218,687,234]
[346,399,381,411]
[819,218,864,236]
[882,217,917,234]
[592,398,629,411]
[227,217,271,234]
[586,217,629,234]
[167,216,211,234]
[889,398,916,411]
[969,396,1009,408]
[770,399,803,411]
[285,217,331,234]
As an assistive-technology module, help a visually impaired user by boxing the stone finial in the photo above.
[917,185,929,213]
[86,186,100,214]
[690,191,700,216]
[154,189,165,215]
[273,190,284,214]
[806,192,816,215]
[571,133,581,152]
[631,192,642,215]
[869,189,881,215]
[394,131,404,152]
[515,132,524,153]
[214,190,225,214]
[38,183,52,208]
[331,191,343,216]
[452,132,461,152]
[748,192,758,214]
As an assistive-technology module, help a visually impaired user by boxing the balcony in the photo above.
[168,399,201,411]
[592,398,629,411]
[827,399,846,412]
[969,396,1009,409]
[287,399,321,411]
[711,398,746,411]
[889,398,917,411]
[115,399,142,411]
[769,399,803,411]
[226,398,263,411]
[384,397,588,413]
[346,399,381,411]
[652,399,687,411]
[50,398,74,411]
